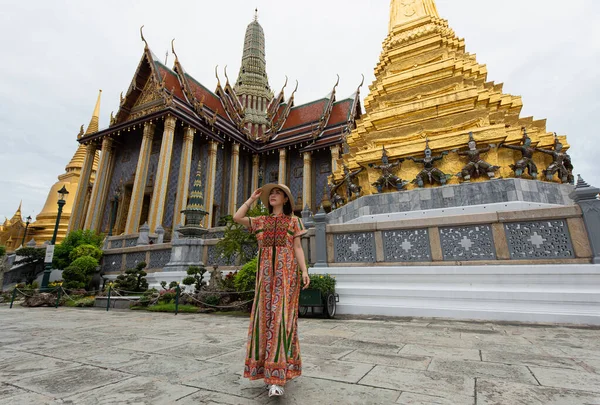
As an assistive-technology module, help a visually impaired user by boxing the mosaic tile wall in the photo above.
[313,150,331,210]
[163,127,183,230]
[288,151,303,206]
[265,154,279,186]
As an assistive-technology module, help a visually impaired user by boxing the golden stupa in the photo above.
[30,91,102,243]
[334,0,567,193]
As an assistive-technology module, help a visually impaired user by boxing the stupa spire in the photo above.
[84,89,102,136]
[389,0,439,31]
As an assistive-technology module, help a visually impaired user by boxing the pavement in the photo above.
[0,306,599,405]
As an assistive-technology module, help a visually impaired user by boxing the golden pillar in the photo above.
[173,126,195,227]
[303,151,312,211]
[278,148,287,184]
[148,116,176,232]
[125,122,155,234]
[84,137,115,231]
[204,141,219,227]
[251,154,260,191]
[228,143,240,214]
[68,143,98,232]
[330,145,340,174]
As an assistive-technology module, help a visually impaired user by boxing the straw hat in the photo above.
[260,183,295,209]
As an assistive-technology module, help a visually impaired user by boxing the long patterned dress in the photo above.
[243,214,307,385]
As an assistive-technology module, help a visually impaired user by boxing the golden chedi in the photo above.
[31,91,101,243]
[334,0,569,195]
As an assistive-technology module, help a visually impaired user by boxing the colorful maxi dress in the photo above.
[243,214,307,385]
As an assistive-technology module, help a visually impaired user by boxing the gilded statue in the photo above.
[407,139,450,188]
[456,132,500,182]
[501,129,538,179]
[371,147,409,193]
[331,165,364,202]
[536,134,574,184]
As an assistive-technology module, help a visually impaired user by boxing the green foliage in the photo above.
[160,281,179,291]
[181,265,206,293]
[64,296,95,307]
[308,273,336,294]
[0,245,5,257]
[53,230,104,270]
[113,262,148,293]
[137,288,158,307]
[69,244,102,262]
[62,256,99,290]
[146,303,198,313]
[204,294,220,307]
[216,203,267,263]
[233,257,257,298]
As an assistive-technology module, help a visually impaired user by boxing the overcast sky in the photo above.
[1,0,599,221]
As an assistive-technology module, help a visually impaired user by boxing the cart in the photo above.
[298,288,339,318]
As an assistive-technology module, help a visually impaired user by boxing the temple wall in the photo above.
[162,126,184,231]
[288,151,303,205]
[100,133,142,233]
[313,150,331,209]
[265,154,279,184]
[237,152,251,208]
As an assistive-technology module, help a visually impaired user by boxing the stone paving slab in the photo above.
[1,306,600,404]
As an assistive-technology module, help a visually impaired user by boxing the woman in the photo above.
[233,184,309,398]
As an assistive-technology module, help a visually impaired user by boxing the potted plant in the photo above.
[299,273,338,318]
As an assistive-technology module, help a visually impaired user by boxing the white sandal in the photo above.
[268,384,284,397]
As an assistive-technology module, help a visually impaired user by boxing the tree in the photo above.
[0,246,6,257]
[113,262,148,293]
[216,203,267,264]
[53,230,104,270]
[69,244,103,262]
[62,256,99,290]
[182,265,207,293]
[14,247,45,285]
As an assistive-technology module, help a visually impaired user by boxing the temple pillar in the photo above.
[125,122,155,234]
[148,116,176,233]
[205,141,219,227]
[303,151,312,211]
[68,143,98,232]
[228,143,240,214]
[84,137,115,231]
[330,145,340,174]
[173,126,195,227]
[251,154,260,191]
[278,148,287,184]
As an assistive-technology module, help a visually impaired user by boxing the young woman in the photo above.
[233,184,309,398]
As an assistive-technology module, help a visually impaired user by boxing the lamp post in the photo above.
[40,186,69,291]
[21,215,31,246]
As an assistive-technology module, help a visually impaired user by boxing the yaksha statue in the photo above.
[536,134,574,184]
[331,164,364,203]
[457,132,500,182]
[407,139,450,188]
[501,128,538,178]
[328,180,345,210]
[371,147,409,193]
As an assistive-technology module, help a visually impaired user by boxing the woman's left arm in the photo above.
[293,237,310,289]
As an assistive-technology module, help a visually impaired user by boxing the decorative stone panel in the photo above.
[206,245,234,266]
[103,254,122,273]
[125,238,138,247]
[439,225,496,261]
[125,251,147,269]
[148,249,171,269]
[334,232,376,263]
[383,229,431,262]
[504,220,574,260]
[242,243,258,261]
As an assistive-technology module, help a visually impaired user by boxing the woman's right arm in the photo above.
[232,188,263,228]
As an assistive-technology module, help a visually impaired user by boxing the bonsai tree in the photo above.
[182,265,207,293]
[62,255,99,290]
[53,230,103,270]
[216,203,267,264]
[113,262,148,293]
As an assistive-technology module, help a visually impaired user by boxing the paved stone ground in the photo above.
[1,306,600,404]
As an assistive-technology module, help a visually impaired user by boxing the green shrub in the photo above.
[308,273,336,294]
[204,294,220,307]
[137,288,158,307]
[112,262,148,293]
[219,271,237,291]
[64,296,95,307]
[53,230,104,270]
[0,245,5,257]
[215,203,267,263]
[69,244,103,262]
[63,256,99,290]
[234,258,257,295]
[146,303,198,313]
[181,266,206,293]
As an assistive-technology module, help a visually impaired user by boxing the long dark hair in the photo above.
[267,188,294,215]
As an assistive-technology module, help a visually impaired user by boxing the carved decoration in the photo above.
[504,220,574,260]
[334,232,376,263]
[439,225,496,261]
[383,229,431,262]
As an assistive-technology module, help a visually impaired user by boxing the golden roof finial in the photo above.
[77,125,84,139]
[215,65,221,87]
[84,90,102,135]
[171,38,178,63]
[140,25,148,49]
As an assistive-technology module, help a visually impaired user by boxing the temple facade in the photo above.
[332,0,572,199]
[70,15,362,239]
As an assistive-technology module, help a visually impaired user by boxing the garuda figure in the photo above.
[501,129,538,178]
[457,132,500,182]
[371,147,409,193]
[536,134,574,184]
[331,165,364,203]
[407,139,450,188]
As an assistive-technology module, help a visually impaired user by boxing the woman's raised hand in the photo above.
[250,188,262,201]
